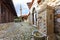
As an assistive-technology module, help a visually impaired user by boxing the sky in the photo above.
[12,0,32,16]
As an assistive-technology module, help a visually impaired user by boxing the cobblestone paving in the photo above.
[0,22,37,40]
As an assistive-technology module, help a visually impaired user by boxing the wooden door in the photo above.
[47,5,55,40]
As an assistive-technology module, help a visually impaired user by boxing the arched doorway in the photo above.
[32,7,35,24]
[32,7,37,26]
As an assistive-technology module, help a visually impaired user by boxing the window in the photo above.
[56,9,60,14]
[1,4,6,23]
[1,5,5,14]
[1,5,3,13]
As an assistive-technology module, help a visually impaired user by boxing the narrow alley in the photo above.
[0,0,60,40]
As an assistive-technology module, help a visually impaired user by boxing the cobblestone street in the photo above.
[0,22,37,40]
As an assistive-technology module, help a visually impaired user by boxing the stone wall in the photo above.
[54,5,60,40]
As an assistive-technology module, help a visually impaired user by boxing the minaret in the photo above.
[20,4,22,16]
[20,4,22,21]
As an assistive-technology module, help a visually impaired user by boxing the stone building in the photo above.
[20,15,29,22]
[28,0,39,26]
[0,0,17,23]
[27,0,34,24]
[28,0,60,40]
[29,0,60,40]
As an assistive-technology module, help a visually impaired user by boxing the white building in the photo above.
[29,0,60,40]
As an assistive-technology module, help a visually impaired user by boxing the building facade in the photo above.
[27,0,34,24]
[27,0,60,40]
[47,0,60,40]
[20,15,29,22]
[29,0,60,40]
[0,0,17,23]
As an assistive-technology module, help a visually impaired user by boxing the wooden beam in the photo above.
[55,14,60,18]
[56,14,60,18]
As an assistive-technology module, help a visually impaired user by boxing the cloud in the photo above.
[13,0,32,4]
[12,0,31,16]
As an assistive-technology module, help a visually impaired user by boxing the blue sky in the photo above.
[12,0,32,16]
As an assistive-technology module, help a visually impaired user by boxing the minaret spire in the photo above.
[20,4,22,16]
